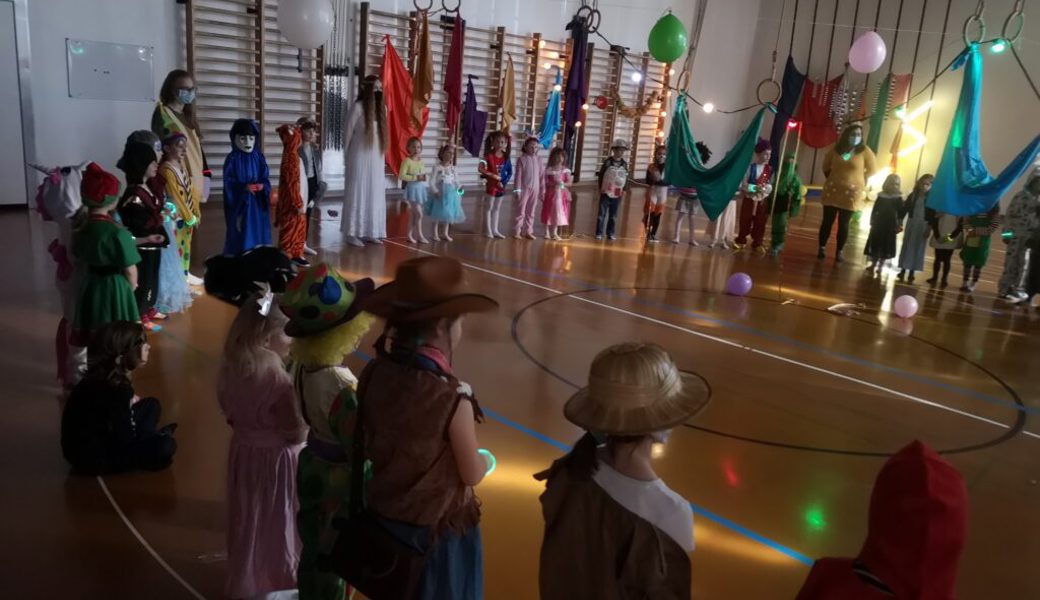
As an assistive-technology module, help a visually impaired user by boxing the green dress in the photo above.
[960,212,997,267]
[72,216,141,336]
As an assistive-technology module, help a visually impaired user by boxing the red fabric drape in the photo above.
[381,37,428,176]
[796,75,843,149]
[443,15,466,136]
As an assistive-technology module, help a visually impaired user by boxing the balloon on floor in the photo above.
[893,295,919,319]
[726,273,753,297]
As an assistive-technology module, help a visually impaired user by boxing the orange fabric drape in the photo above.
[381,37,429,176]
[499,55,516,133]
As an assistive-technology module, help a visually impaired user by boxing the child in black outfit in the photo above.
[61,321,177,475]
[117,141,169,331]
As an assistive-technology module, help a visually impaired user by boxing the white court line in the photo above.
[385,240,1039,441]
[97,476,208,600]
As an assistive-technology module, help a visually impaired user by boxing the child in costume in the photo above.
[281,264,375,600]
[672,141,712,246]
[597,139,630,241]
[796,441,967,600]
[400,136,430,244]
[998,170,1040,301]
[864,174,904,274]
[643,145,669,243]
[896,174,935,283]
[734,139,774,254]
[159,133,202,283]
[223,118,272,254]
[72,163,142,348]
[768,153,804,256]
[542,147,572,240]
[276,123,310,267]
[926,208,963,288]
[340,75,388,248]
[118,142,170,331]
[479,131,512,239]
[536,343,708,599]
[358,256,497,598]
[155,198,194,316]
[214,254,305,600]
[959,205,1001,293]
[61,321,177,475]
[31,161,90,388]
[514,136,545,240]
[427,144,465,242]
[297,116,323,257]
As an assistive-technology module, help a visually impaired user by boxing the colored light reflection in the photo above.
[478,448,497,476]
[722,458,741,487]
[804,504,827,531]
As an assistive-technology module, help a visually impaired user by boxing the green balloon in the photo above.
[648,14,688,63]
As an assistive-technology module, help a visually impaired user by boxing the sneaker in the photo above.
[152,311,169,321]
[960,283,972,292]
[754,246,767,256]
[1005,294,1027,305]
[142,321,162,333]
[732,242,746,251]
[303,245,318,256]
[908,274,915,284]
[836,250,845,263]
[186,273,204,286]
[608,235,617,241]
[1016,291,1030,300]
[595,235,604,241]
[817,247,825,259]
[292,257,311,267]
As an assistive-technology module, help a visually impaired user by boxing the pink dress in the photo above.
[217,365,307,599]
[542,167,572,226]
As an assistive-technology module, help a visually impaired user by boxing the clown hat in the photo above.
[81,162,120,208]
[280,263,374,337]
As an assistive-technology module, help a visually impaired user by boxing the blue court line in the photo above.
[437,244,1033,415]
[352,350,814,566]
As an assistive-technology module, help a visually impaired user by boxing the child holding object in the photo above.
[596,139,630,241]
[541,147,572,241]
[427,145,466,242]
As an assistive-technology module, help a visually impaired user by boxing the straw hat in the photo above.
[362,256,498,322]
[565,342,711,435]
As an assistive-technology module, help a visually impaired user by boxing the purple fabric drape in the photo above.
[462,76,487,157]
[562,15,590,155]
[768,56,805,170]
[444,15,466,136]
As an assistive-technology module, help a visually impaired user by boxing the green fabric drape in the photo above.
[866,74,893,153]
[664,96,767,220]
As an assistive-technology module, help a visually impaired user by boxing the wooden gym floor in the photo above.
[2,186,1038,599]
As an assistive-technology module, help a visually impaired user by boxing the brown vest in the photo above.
[536,459,692,600]
[359,356,480,533]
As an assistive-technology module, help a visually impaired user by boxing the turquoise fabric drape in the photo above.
[927,45,1040,216]
[538,70,562,149]
[664,95,767,220]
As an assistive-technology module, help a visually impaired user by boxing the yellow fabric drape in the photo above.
[499,55,516,134]
[411,11,434,130]
[156,103,206,204]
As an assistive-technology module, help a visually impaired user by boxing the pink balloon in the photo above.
[893,294,918,319]
[849,31,887,74]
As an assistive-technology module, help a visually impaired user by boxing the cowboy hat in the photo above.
[362,256,498,322]
[280,263,374,337]
[565,342,711,435]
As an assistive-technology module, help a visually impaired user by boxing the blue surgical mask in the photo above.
[178,89,196,105]
[850,134,862,146]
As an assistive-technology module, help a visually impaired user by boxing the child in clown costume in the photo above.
[159,133,202,282]
[280,264,375,600]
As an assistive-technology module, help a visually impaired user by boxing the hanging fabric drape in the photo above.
[928,45,1040,216]
[462,76,487,157]
[499,55,517,134]
[562,14,590,154]
[796,75,843,149]
[866,75,893,152]
[381,36,428,176]
[444,14,466,136]
[411,10,434,130]
[664,95,768,220]
[768,56,806,170]
[538,70,562,149]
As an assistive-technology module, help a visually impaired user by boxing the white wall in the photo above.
[26,0,182,178]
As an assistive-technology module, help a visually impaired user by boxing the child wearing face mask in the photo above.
[222,119,272,254]
[536,343,709,599]
[896,174,935,283]
[152,70,211,227]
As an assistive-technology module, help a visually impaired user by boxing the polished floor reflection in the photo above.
[2,187,1038,599]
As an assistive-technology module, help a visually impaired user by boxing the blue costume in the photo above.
[222,119,272,254]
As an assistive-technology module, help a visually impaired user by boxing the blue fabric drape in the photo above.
[538,71,563,149]
[927,45,1040,216]
[768,56,806,170]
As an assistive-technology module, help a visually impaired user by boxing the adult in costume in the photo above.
[340,75,388,247]
[817,124,877,262]
[276,123,309,266]
[280,264,375,600]
[222,119,272,254]
[734,139,774,253]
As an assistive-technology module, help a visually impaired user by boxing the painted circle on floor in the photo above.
[510,286,1027,457]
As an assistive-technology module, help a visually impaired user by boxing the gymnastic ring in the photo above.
[676,69,691,92]
[586,8,602,34]
[1001,10,1024,44]
[413,0,433,11]
[962,14,986,46]
[756,78,781,105]
[440,0,460,14]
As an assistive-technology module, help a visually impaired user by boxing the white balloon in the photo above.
[277,0,335,50]
[848,31,887,74]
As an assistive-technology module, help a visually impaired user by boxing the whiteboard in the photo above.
[66,38,155,102]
